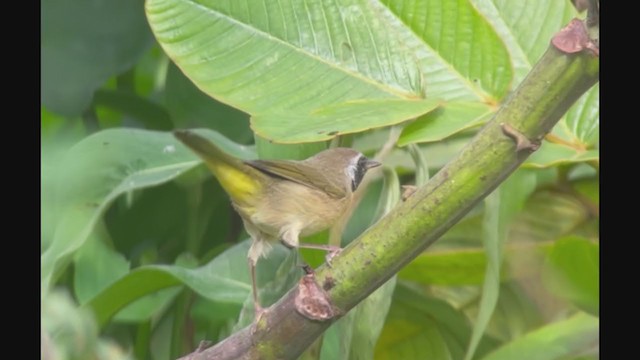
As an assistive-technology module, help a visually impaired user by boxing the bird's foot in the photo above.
[325,246,342,267]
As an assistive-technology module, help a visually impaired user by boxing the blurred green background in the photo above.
[41,0,598,359]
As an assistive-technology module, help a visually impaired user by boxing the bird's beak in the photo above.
[365,159,382,170]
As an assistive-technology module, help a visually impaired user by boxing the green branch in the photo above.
[179,19,599,360]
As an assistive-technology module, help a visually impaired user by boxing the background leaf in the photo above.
[398,243,551,286]
[146,0,445,142]
[73,222,130,305]
[381,0,517,145]
[480,313,599,360]
[473,0,598,166]
[93,89,173,131]
[41,1,598,358]
[251,99,440,143]
[465,170,537,360]
[398,102,494,145]
[480,0,576,66]
[398,0,599,168]
[376,301,453,359]
[564,84,599,147]
[164,63,253,144]
[41,128,255,290]
[86,240,297,328]
[524,143,599,168]
[41,0,153,116]
[41,108,85,251]
[320,277,397,360]
[381,0,514,101]
[376,284,499,360]
[542,236,599,315]
[470,0,576,82]
[42,290,131,360]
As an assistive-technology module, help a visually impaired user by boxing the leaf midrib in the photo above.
[162,0,423,100]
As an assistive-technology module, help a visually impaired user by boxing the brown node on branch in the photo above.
[295,267,337,321]
[401,185,418,201]
[500,123,541,153]
[552,18,599,56]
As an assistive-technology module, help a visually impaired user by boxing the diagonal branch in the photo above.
[180,18,599,360]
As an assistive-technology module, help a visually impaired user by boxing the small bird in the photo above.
[174,130,381,317]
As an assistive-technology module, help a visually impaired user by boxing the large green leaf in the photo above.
[254,134,329,160]
[92,89,173,131]
[104,182,196,261]
[381,0,513,101]
[41,108,85,251]
[400,178,592,287]
[470,0,576,83]
[485,283,545,342]
[252,99,441,143]
[524,143,599,169]
[114,287,183,323]
[536,82,599,167]
[375,285,499,360]
[86,239,296,328]
[41,128,255,291]
[190,298,243,341]
[398,102,494,145]
[146,0,449,143]
[465,170,536,360]
[375,304,453,360]
[509,190,591,243]
[320,277,397,360]
[74,220,184,324]
[563,83,599,147]
[383,0,514,145]
[481,0,576,67]
[542,237,599,316]
[526,83,599,168]
[42,290,130,360]
[41,0,153,116]
[398,243,552,286]
[480,313,599,360]
[400,0,599,165]
[473,0,599,166]
[73,222,130,305]
[348,277,397,360]
[164,63,253,144]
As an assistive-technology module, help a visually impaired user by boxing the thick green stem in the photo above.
[180,24,599,360]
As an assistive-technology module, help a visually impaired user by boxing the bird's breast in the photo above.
[247,180,351,239]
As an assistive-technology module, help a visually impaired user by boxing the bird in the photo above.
[173,130,381,317]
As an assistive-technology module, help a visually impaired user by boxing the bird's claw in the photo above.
[325,246,342,267]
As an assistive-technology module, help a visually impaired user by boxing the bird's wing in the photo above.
[245,159,347,198]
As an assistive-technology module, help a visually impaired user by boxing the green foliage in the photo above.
[542,236,599,316]
[41,0,598,359]
[42,290,132,360]
[42,0,153,117]
[480,313,599,360]
[464,170,537,360]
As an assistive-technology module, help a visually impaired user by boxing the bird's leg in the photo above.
[248,257,264,319]
[246,230,271,322]
[282,226,342,267]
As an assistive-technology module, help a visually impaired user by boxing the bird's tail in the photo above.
[174,130,263,208]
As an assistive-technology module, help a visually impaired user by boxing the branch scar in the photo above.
[500,123,541,152]
[294,266,337,321]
